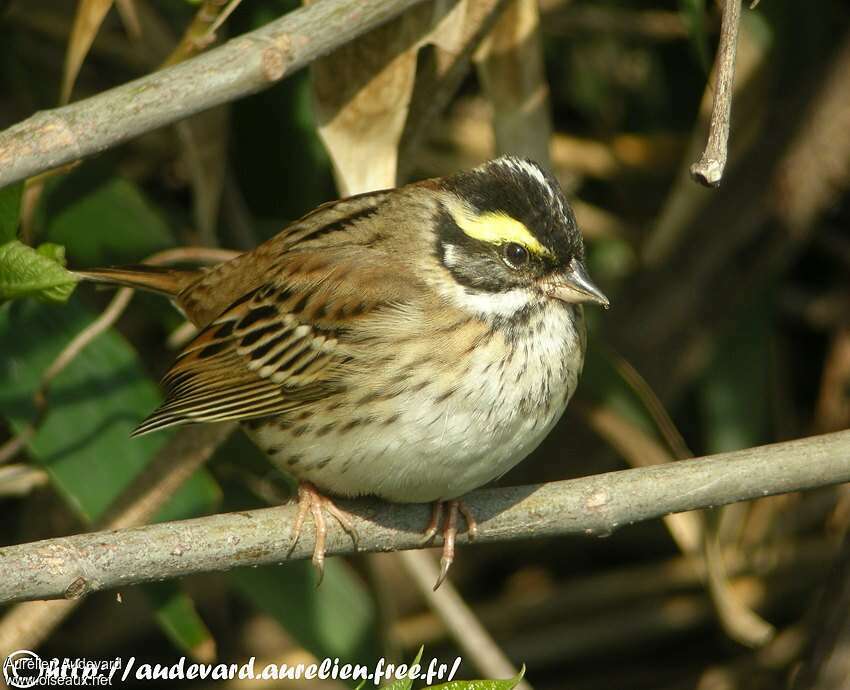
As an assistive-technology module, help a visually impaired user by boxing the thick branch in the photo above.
[0,423,235,658]
[0,0,429,189]
[2,430,849,604]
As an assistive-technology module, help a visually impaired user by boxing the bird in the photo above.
[77,156,609,589]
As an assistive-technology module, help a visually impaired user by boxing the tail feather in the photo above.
[75,265,202,298]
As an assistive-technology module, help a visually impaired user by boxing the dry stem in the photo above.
[690,0,743,186]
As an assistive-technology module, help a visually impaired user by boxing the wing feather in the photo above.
[134,253,418,436]
[134,188,429,435]
[174,189,395,328]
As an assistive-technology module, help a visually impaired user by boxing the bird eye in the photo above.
[503,242,529,269]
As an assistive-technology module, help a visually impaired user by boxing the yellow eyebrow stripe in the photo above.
[449,206,552,257]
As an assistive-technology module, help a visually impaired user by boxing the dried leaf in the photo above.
[114,0,142,40]
[475,0,552,164]
[311,3,444,194]
[164,2,238,245]
[174,108,229,245]
[704,510,775,647]
[311,1,484,194]
[399,0,508,179]
[61,0,115,104]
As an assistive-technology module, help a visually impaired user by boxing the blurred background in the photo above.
[1,0,850,688]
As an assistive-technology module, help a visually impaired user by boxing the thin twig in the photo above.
[398,550,531,689]
[1,244,232,654]
[0,426,37,467]
[614,24,850,403]
[202,0,244,46]
[162,0,242,67]
[2,429,849,605]
[0,464,49,497]
[605,348,693,460]
[703,509,775,647]
[580,383,775,646]
[114,0,142,40]
[689,0,743,186]
[144,246,240,266]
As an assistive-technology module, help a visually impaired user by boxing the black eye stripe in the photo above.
[440,157,585,265]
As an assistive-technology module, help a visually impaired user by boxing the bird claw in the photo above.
[421,499,477,590]
[287,482,359,586]
[420,501,444,545]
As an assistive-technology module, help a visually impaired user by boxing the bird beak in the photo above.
[545,260,609,308]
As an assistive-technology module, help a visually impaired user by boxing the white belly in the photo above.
[251,304,585,502]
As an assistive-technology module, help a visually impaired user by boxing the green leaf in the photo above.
[0,240,79,303]
[0,296,222,658]
[36,242,67,263]
[147,582,217,662]
[383,647,424,690]
[0,182,24,242]
[230,559,378,666]
[428,666,525,690]
[38,173,174,267]
[0,297,219,523]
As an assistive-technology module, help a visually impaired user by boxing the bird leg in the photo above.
[421,499,478,590]
[288,482,359,585]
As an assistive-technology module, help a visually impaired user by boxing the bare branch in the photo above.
[0,0,429,189]
[690,0,743,187]
[0,423,235,658]
[2,430,849,605]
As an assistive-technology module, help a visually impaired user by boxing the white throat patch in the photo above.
[441,278,536,318]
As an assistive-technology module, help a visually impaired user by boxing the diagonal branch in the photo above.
[2,429,849,605]
[0,0,430,189]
